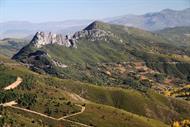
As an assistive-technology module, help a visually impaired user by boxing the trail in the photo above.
[65,92,87,103]
[8,104,86,121]
[7,104,91,127]
[63,119,92,127]
[9,105,58,120]
[0,101,17,106]
[3,77,22,90]
[58,104,85,120]
[1,76,91,126]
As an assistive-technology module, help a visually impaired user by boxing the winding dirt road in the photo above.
[3,77,22,90]
[1,76,91,127]
[0,101,17,107]
[7,104,91,127]
[7,104,86,121]
[58,104,85,120]
[9,105,58,120]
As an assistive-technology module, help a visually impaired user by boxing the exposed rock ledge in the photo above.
[31,32,77,48]
[31,27,121,48]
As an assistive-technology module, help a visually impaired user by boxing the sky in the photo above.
[0,0,189,23]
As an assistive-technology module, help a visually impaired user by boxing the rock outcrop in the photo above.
[73,21,120,42]
[30,21,121,48]
[73,29,114,42]
[31,32,77,48]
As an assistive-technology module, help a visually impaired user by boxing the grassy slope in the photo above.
[68,103,168,127]
[4,103,168,127]
[0,55,169,127]
[7,22,190,126]
[43,77,190,124]
[43,38,129,65]
[156,26,190,46]
[0,38,28,57]
[12,22,190,84]
[4,107,82,127]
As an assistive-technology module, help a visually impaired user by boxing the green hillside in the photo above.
[0,55,173,127]
[156,26,190,46]
[0,38,28,57]
[12,22,190,91]
[7,21,190,126]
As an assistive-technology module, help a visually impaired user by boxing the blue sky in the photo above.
[0,0,189,22]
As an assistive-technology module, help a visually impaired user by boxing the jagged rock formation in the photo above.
[31,32,77,48]
[30,21,122,49]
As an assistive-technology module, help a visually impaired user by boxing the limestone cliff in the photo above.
[31,32,77,48]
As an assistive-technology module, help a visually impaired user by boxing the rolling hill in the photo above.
[0,38,29,57]
[156,26,190,46]
[1,54,190,126]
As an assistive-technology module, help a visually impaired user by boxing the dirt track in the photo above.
[4,77,22,90]
[0,101,17,107]
[1,76,91,127]
[58,104,85,120]
[8,104,91,127]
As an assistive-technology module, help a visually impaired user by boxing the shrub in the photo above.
[18,93,37,107]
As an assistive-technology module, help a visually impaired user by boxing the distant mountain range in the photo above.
[107,8,190,31]
[0,8,190,38]
[0,20,93,39]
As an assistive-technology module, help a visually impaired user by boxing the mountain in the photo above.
[156,26,190,46]
[13,21,190,96]
[2,20,190,127]
[107,8,190,31]
[13,20,166,64]
[1,8,190,39]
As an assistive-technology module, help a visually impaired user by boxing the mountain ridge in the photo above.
[12,21,190,89]
[107,8,190,31]
[1,8,190,38]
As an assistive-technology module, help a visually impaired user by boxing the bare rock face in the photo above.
[30,21,122,48]
[31,32,77,48]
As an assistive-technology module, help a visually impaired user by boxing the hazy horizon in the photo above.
[0,0,189,23]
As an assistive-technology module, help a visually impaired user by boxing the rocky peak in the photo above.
[31,32,77,48]
[84,21,109,31]
[30,21,121,48]
[73,21,121,42]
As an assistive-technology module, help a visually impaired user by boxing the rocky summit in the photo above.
[31,32,77,48]
[73,21,120,42]
[30,21,118,49]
